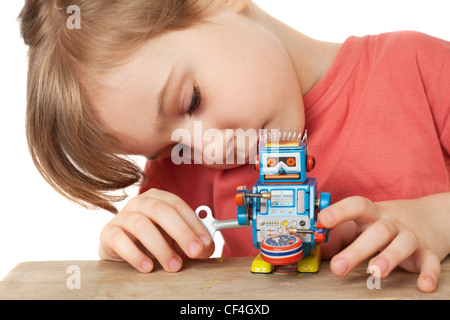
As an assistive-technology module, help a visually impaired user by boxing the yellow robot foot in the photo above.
[251,253,274,274]
[298,247,321,273]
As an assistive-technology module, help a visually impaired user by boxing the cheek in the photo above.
[197,38,303,130]
[94,105,147,150]
[207,60,303,130]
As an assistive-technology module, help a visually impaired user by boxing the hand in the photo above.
[319,194,450,293]
[99,188,214,273]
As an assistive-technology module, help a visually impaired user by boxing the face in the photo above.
[90,5,305,168]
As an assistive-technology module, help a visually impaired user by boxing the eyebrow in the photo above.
[156,66,176,128]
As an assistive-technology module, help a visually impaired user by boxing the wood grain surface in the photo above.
[0,256,448,300]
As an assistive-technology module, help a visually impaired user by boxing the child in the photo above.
[19,0,449,293]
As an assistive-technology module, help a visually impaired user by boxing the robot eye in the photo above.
[267,158,278,167]
[286,157,296,166]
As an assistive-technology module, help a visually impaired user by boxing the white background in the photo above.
[1,0,449,281]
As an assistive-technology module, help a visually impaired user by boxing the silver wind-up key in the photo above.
[195,205,251,238]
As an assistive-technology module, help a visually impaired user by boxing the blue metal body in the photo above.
[252,178,319,256]
[236,138,330,258]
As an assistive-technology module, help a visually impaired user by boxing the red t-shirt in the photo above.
[140,31,450,258]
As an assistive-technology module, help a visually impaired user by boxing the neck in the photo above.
[250,4,342,95]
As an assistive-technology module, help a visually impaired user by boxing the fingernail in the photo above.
[189,239,202,256]
[169,257,182,272]
[333,258,349,275]
[140,259,153,272]
[200,235,212,247]
[422,275,435,288]
[373,258,389,275]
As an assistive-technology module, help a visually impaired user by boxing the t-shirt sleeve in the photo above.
[414,32,450,158]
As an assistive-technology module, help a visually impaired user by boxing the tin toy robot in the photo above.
[197,129,331,273]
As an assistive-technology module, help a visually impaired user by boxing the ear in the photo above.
[221,0,248,14]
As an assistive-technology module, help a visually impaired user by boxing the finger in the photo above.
[157,223,216,260]
[319,196,380,229]
[369,230,419,278]
[144,189,212,246]
[127,196,211,259]
[415,249,441,293]
[319,221,359,260]
[135,188,213,246]
[122,211,183,272]
[102,226,155,273]
[330,219,397,276]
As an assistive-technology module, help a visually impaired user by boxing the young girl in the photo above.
[19,0,449,293]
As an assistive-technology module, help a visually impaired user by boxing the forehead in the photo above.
[94,38,176,91]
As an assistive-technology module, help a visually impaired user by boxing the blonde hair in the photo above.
[19,0,212,213]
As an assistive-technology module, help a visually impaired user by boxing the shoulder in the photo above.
[368,32,450,144]
[366,31,449,61]
[353,31,449,80]
[377,30,442,43]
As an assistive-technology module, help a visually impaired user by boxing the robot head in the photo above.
[255,129,314,183]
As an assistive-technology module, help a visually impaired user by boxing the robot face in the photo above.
[261,152,301,179]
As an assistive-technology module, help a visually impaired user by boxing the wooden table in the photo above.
[0,257,448,300]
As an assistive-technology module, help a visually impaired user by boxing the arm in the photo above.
[319,192,450,293]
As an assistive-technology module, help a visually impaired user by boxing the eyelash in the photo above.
[187,84,201,117]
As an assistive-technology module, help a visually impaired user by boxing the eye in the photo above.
[267,158,277,167]
[286,157,296,166]
[187,84,201,117]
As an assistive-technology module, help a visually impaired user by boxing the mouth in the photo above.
[264,174,300,180]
